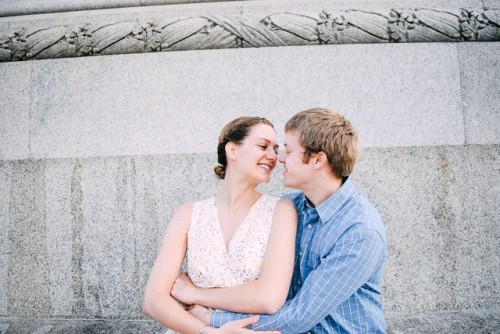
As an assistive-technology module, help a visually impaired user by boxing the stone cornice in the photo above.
[0,4,498,62]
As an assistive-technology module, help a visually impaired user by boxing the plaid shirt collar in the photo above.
[300,177,355,225]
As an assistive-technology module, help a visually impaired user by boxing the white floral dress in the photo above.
[166,194,280,333]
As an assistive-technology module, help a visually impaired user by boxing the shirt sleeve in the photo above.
[211,227,386,333]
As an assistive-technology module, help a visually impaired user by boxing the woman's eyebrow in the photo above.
[256,138,279,150]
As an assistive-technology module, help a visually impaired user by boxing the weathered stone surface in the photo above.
[0,145,498,322]
[0,42,473,160]
[0,309,498,333]
[385,309,500,334]
[0,318,165,333]
[459,42,500,145]
[0,62,31,160]
[352,145,500,314]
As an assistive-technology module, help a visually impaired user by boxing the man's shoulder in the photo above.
[281,191,304,205]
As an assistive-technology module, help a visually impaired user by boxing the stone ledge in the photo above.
[0,0,498,62]
[0,0,245,18]
[1,309,499,333]
[0,318,164,333]
[385,309,500,334]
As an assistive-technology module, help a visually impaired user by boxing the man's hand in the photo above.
[206,316,280,334]
[189,306,280,333]
[171,272,198,305]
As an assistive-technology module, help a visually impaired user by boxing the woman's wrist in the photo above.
[192,286,199,304]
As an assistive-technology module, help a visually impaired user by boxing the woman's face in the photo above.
[231,124,279,184]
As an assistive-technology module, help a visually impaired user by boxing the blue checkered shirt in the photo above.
[211,177,387,333]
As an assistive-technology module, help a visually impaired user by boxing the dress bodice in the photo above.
[187,194,280,288]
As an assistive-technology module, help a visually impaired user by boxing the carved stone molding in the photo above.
[0,7,498,62]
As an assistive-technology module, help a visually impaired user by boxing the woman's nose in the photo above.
[267,149,278,160]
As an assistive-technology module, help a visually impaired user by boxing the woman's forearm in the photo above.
[195,278,288,314]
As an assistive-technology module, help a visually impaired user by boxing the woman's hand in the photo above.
[171,272,198,305]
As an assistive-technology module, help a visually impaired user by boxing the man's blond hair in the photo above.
[285,107,359,178]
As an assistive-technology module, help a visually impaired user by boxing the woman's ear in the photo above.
[225,142,237,161]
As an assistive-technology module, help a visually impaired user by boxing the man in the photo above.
[176,107,387,333]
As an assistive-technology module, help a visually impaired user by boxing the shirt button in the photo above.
[307,224,312,228]
[298,281,301,285]
[299,251,303,256]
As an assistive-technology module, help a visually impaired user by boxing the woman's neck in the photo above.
[217,174,261,213]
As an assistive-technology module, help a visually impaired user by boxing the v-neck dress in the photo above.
[165,194,280,333]
[187,194,280,288]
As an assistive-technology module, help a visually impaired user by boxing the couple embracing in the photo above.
[143,107,387,334]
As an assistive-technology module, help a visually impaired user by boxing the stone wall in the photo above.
[0,0,499,333]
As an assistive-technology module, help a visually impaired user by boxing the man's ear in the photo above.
[225,142,237,161]
[313,152,328,170]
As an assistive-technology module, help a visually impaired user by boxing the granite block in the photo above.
[0,163,10,316]
[451,145,500,309]
[0,63,31,160]
[0,256,7,315]
[45,160,74,316]
[458,42,500,145]
[353,144,500,313]
[2,145,499,319]
[354,146,456,313]
[0,162,10,254]
[25,43,466,160]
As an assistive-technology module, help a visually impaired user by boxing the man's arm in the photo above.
[212,227,386,333]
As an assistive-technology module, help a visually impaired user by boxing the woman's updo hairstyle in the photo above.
[214,116,274,179]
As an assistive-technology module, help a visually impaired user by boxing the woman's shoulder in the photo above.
[260,194,295,212]
[173,201,195,219]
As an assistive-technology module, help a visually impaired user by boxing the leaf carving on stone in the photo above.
[0,33,13,61]
[91,21,145,54]
[343,10,390,43]
[0,7,498,62]
[26,26,74,59]
[260,13,319,44]
[459,9,500,41]
[412,9,462,41]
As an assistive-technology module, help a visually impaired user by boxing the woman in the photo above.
[143,117,297,333]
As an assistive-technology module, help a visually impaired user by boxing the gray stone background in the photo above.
[0,0,499,333]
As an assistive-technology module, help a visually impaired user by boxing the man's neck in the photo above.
[303,176,344,207]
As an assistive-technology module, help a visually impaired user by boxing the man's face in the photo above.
[279,131,313,190]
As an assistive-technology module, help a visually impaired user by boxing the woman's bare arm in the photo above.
[142,202,209,333]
